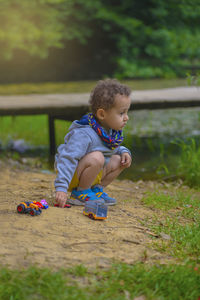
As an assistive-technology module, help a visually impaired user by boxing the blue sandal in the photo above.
[69,188,105,205]
[92,185,117,206]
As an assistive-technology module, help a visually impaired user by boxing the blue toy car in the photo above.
[83,201,107,220]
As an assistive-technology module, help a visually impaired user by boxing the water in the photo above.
[119,107,200,181]
[129,107,200,138]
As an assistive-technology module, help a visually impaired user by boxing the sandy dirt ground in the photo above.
[0,159,176,270]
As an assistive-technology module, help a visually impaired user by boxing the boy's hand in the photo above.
[121,152,132,167]
[55,191,68,208]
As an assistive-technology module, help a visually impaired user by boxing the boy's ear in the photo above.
[96,108,105,120]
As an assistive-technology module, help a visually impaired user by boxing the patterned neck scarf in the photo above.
[78,113,124,150]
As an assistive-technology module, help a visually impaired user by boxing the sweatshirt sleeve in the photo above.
[54,130,91,193]
[116,145,132,157]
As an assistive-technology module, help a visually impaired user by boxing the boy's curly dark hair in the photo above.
[89,78,131,115]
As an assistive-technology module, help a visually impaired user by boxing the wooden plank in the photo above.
[0,86,199,156]
[131,87,200,110]
[0,87,199,117]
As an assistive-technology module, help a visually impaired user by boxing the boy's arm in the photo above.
[116,146,132,167]
[116,145,132,157]
[54,130,91,202]
[56,191,68,208]
[121,152,132,167]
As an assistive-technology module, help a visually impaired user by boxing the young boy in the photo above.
[55,79,132,208]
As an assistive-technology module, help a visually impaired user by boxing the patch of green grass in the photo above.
[0,266,87,300]
[95,263,200,300]
[142,190,200,213]
[142,190,200,261]
[0,116,48,146]
[0,78,187,95]
[67,264,88,277]
[151,217,200,261]
[175,139,200,188]
[0,116,71,147]
[0,81,97,95]
[0,263,199,300]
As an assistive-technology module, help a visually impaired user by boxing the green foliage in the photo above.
[110,0,200,78]
[0,0,98,59]
[187,72,200,86]
[157,138,200,188]
[0,0,65,59]
[0,0,199,78]
[175,139,200,187]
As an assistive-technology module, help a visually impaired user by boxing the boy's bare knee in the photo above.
[88,151,105,167]
[112,155,130,170]
[105,155,121,172]
[113,155,121,167]
[77,151,104,177]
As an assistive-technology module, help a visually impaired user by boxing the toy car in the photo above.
[17,202,31,214]
[83,201,107,220]
[32,201,48,209]
[17,201,43,216]
[40,199,49,209]
[29,203,42,216]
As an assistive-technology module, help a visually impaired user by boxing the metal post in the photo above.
[48,115,56,156]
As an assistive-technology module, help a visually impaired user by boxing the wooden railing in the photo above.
[0,87,199,155]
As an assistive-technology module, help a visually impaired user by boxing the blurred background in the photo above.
[0,0,200,184]
[0,0,199,82]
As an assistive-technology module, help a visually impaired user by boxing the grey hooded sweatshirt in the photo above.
[54,120,131,193]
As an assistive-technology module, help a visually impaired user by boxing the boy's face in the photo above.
[97,94,131,131]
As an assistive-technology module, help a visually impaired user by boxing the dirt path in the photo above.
[0,160,175,270]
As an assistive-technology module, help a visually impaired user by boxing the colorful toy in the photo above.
[29,203,42,216]
[40,199,49,209]
[17,201,42,216]
[83,201,107,220]
[17,202,32,214]
[17,199,49,216]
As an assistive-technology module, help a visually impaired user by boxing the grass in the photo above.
[142,190,200,212]
[174,139,200,187]
[151,217,200,261]
[0,81,97,95]
[142,189,200,261]
[0,263,200,300]
[0,116,71,147]
[0,78,187,95]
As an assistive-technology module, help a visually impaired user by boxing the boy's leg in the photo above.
[91,155,126,206]
[69,151,105,205]
[76,151,105,189]
[101,154,125,187]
